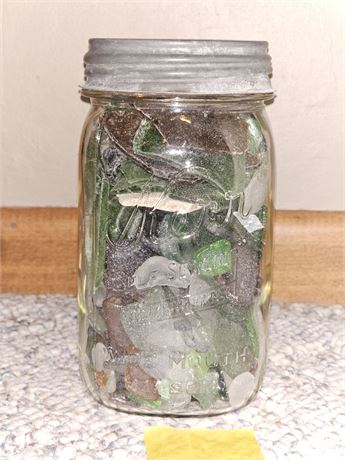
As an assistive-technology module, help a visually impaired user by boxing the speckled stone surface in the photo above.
[0,295,344,460]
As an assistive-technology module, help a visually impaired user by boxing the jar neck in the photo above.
[82,90,274,112]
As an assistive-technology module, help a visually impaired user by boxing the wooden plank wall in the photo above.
[1,208,344,304]
[1,208,78,295]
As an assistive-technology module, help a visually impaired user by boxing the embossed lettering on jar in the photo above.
[78,39,275,415]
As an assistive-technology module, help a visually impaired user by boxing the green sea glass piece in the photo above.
[251,205,267,245]
[107,200,122,240]
[213,319,255,379]
[128,394,162,409]
[94,178,109,288]
[156,379,171,400]
[183,350,213,377]
[84,124,99,213]
[120,159,158,187]
[192,371,220,409]
[133,117,236,192]
[111,162,165,194]
[133,118,164,154]
[193,239,232,277]
[245,305,259,357]
[242,114,265,155]
[158,210,222,264]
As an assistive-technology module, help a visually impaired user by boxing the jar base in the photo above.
[85,380,261,417]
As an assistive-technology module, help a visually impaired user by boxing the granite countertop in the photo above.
[0,295,344,460]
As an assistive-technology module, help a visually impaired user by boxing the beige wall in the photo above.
[1,0,344,210]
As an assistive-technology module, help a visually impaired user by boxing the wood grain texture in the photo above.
[0,208,78,295]
[1,208,344,304]
[273,211,345,305]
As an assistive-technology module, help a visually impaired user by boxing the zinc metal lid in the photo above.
[82,39,273,95]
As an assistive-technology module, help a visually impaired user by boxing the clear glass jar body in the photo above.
[78,93,274,415]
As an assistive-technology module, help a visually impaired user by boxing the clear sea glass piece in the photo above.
[89,309,107,336]
[91,342,111,372]
[233,212,264,233]
[242,161,268,215]
[133,256,192,289]
[138,353,173,380]
[228,371,255,407]
[174,318,211,353]
[188,274,213,306]
[121,288,190,353]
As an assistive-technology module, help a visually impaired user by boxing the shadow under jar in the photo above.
[78,39,275,415]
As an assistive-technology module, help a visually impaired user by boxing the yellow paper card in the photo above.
[144,426,265,460]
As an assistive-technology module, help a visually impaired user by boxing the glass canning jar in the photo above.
[78,39,274,415]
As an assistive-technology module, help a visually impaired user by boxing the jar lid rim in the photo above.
[88,38,269,45]
[82,38,273,95]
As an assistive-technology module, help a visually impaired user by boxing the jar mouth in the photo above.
[82,39,273,95]
[80,90,275,108]
[80,87,275,103]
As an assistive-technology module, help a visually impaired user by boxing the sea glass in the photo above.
[79,104,272,415]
